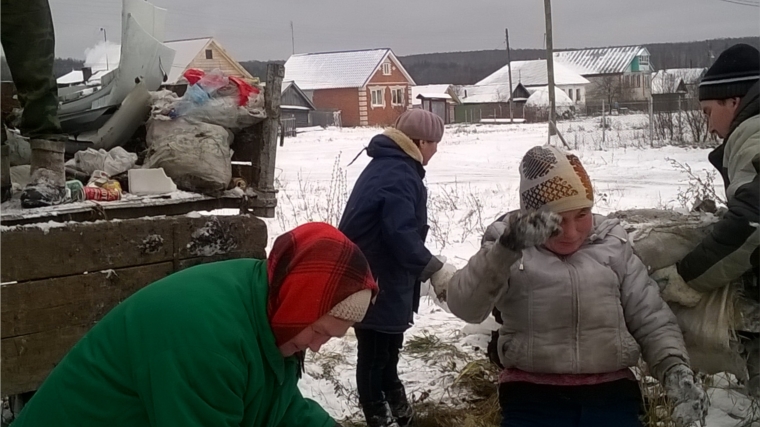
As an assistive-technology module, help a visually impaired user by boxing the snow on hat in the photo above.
[394,109,445,143]
[519,145,594,213]
[699,43,760,101]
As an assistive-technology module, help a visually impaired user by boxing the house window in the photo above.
[391,88,404,106]
[205,49,213,59]
[639,55,649,66]
[567,89,573,101]
[382,62,391,76]
[576,89,581,102]
[370,87,385,107]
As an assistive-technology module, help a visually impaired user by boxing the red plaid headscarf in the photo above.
[266,222,378,346]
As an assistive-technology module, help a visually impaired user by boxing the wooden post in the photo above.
[544,0,557,141]
[255,63,284,217]
[602,99,606,144]
[506,28,514,124]
[648,95,654,148]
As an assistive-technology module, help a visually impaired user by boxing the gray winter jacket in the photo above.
[447,214,689,382]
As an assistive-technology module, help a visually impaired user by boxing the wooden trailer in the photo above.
[0,65,284,398]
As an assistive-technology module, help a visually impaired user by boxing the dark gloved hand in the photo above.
[498,210,562,251]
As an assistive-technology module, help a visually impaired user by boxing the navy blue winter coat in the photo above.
[339,132,435,333]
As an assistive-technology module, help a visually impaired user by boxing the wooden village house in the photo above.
[554,46,654,112]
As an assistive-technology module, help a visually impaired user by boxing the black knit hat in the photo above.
[699,43,760,101]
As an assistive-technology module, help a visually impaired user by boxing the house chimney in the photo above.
[81,67,92,83]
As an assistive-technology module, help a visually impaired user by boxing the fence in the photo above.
[310,110,342,128]
[281,117,297,137]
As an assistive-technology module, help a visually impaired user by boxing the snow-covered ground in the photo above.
[262,115,755,426]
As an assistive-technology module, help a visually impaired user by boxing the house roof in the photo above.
[163,37,253,84]
[651,68,706,94]
[284,48,415,90]
[416,93,453,101]
[554,46,648,75]
[459,84,513,104]
[282,80,316,110]
[476,59,589,87]
[56,69,104,85]
[411,84,455,105]
[525,86,574,108]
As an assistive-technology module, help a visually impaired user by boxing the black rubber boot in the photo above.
[386,387,414,426]
[362,400,400,427]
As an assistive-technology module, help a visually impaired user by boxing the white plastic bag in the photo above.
[67,147,138,177]
[144,118,233,195]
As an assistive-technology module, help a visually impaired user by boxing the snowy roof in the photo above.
[56,69,104,85]
[651,68,706,94]
[459,84,512,104]
[554,46,648,75]
[416,93,452,100]
[525,86,574,108]
[284,48,415,90]
[282,80,316,110]
[476,60,589,87]
[164,37,213,84]
[411,84,454,105]
[57,70,85,85]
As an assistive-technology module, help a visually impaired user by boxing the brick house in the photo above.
[284,48,416,127]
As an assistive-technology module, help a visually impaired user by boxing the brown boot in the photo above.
[20,139,66,208]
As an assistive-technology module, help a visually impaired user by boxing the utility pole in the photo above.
[100,27,109,71]
[543,0,557,143]
[290,21,295,55]
[506,28,514,124]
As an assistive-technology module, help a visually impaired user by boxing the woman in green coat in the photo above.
[12,222,378,427]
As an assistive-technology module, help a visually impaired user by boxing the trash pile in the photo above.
[1,67,265,208]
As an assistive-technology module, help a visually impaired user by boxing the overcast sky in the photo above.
[49,0,759,61]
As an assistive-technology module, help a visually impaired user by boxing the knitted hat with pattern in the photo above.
[519,145,594,213]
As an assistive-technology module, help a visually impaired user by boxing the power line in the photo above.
[718,0,760,7]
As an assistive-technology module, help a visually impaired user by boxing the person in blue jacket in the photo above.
[339,109,453,427]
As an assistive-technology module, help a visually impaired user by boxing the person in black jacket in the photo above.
[653,43,759,397]
[338,109,452,427]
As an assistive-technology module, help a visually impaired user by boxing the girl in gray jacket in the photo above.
[433,146,707,427]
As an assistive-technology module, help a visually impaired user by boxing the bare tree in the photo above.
[590,75,623,109]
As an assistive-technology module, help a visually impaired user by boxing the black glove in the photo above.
[498,210,563,251]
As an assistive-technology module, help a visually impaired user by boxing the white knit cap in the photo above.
[519,145,594,213]
[328,289,373,322]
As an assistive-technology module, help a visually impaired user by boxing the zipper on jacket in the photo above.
[564,259,581,373]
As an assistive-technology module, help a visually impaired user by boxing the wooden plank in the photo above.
[175,251,259,272]
[174,215,267,260]
[1,263,174,339]
[1,262,174,396]
[2,324,92,396]
[1,218,176,283]
[0,195,244,226]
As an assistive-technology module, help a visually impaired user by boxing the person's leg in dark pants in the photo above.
[578,379,644,427]
[499,382,579,427]
[356,328,399,427]
[1,0,67,209]
[381,333,413,426]
[0,0,61,139]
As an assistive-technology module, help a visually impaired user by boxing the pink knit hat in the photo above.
[394,109,445,143]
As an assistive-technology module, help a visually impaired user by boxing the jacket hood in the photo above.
[728,80,760,138]
[367,128,424,164]
[588,215,625,243]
